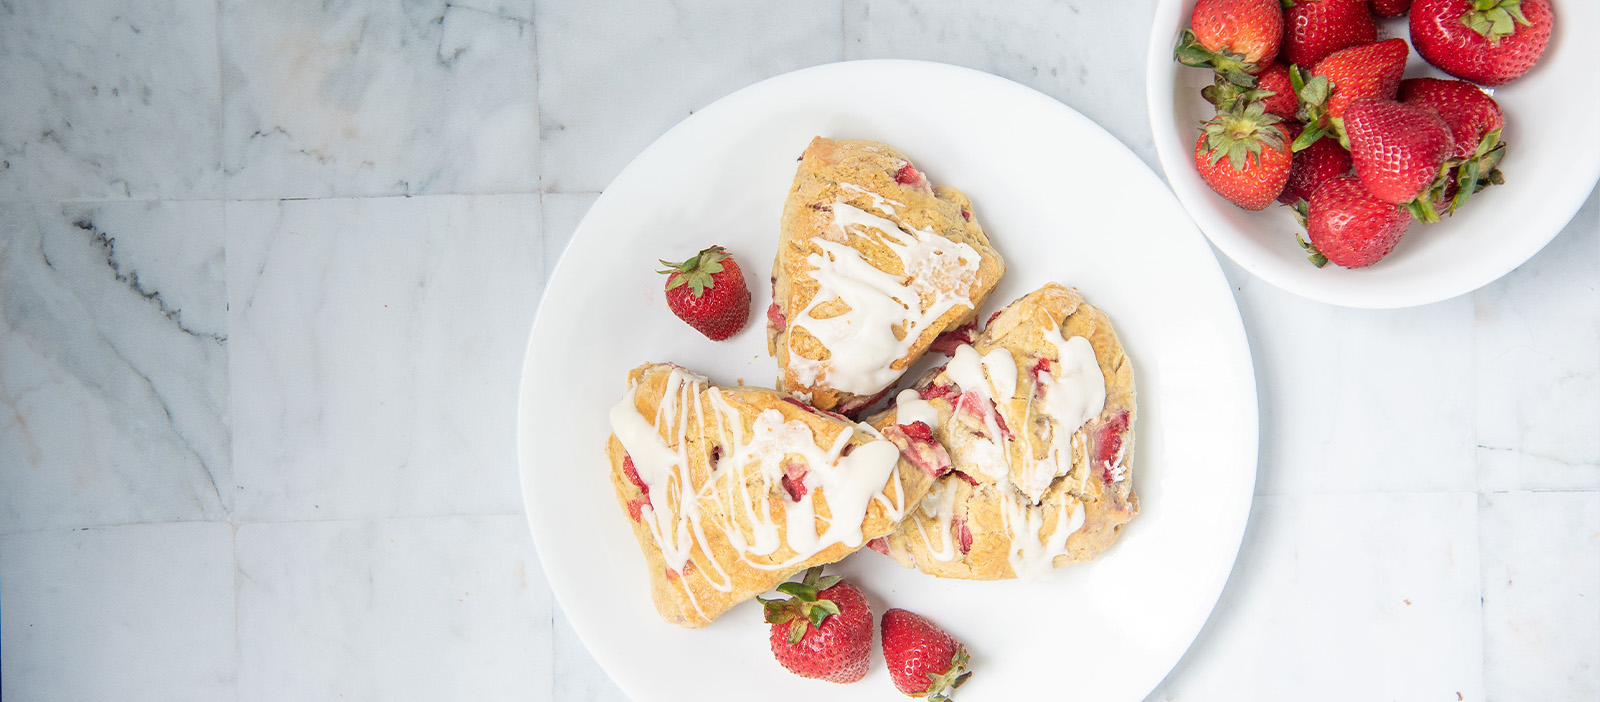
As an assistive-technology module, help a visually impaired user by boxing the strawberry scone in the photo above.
[605,363,946,627]
[867,284,1137,580]
[768,137,1005,417]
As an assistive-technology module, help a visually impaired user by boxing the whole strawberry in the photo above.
[882,608,971,701]
[1175,0,1285,86]
[1304,174,1413,268]
[1293,38,1409,148]
[1282,0,1378,68]
[1400,78,1508,211]
[1194,102,1293,211]
[659,245,750,341]
[1343,98,1455,208]
[1371,0,1412,17]
[1278,134,1354,206]
[761,567,873,684]
[1411,0,1553,86]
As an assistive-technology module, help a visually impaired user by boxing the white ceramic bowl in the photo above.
[1147,0,1600,308]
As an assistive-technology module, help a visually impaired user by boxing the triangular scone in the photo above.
[866,284,1137,580]
[605,363,942,627]
[768,137,1005,416]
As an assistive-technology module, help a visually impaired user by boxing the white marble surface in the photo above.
[1,1,1596,700]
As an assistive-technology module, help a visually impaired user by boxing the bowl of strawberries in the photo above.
[1148,0,1600,308]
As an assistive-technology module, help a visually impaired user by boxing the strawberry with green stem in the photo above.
[1194,101,1293,211]
[1411,0,1553,86]
[882,608,972,701]
[1342,97,1456,222]
[760,567,873,684]
[1301,174,1413,268]
[1175,0,1285,87]
[1400,77,1508,214]
[659,245,751,341]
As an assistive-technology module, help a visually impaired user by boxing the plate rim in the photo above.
[518,58,1261,701]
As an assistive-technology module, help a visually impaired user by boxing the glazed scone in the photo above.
[768,137,1005,417]
[866,284,1137,580]
[605,363,945,627]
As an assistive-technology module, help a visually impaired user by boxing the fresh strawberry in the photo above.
[1194,103,1292,211]
[1370,0,1412,17]
[1410,0,1553,86]
[882,608,972,701]
[1202,61,1299,119]
[659,245,751,341]
[1292,38,1409,149]
[1175,0,1285,86]
[761,567,873,684]
[1343,98,1454,209]
[1303,174,1413,267]
[1401,77,1508,214]
[1278,133,1354,205]
[1282,0,1378,68]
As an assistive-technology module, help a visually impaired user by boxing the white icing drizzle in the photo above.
[944,345,1016,485]
[931,325,1105,578]
[1000,491,1085,580]
[608,369,906,615]
[893,389,940,429]
[786,202,980,395]
[912,480,961,562]
[839,182,904,216]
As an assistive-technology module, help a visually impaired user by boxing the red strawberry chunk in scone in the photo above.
[782,460,809,501]
[887,421,953,477]
[929,323,976,356]
[622,455,649,496]
[952,516,973,555]
[1093,411,1131,483]
[626,497,650,522]
[918,380,959,403]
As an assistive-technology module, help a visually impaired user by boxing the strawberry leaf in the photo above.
[1297,234,1328,268]
[787,618,808,645]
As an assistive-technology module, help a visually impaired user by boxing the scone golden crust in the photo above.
[768,136,1005,416]
[866,284,1137,580]
[605,363,940,628]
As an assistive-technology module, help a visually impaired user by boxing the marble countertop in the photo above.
[2,1,1595,700]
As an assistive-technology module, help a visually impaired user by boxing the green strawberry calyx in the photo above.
[1296,231,1329,269]
[925,647,973,702]
[1174,29,1262,88]
[1408,129,1507,222]
[658,245,731,298]
[1462,0,1533,45]
[1200,101,1285,171]
[758,567,843,645]
[1290,67,1337,152]
[1202,73,1283,115]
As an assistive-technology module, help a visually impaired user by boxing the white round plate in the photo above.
[1148,0,1600,309]
[519,60,1257,702]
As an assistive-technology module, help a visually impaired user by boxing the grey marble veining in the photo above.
[0,200,230,533]
[220,0,540,199]
[0,0,224,201]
